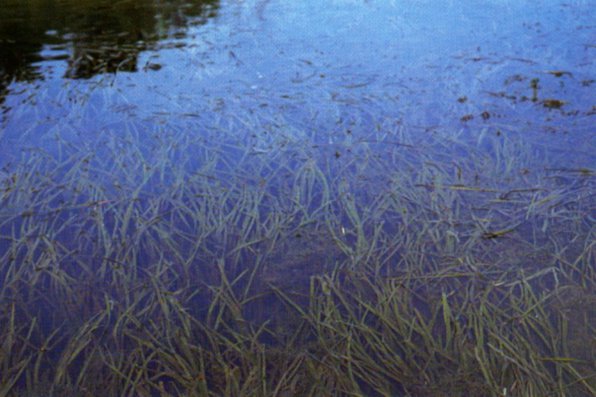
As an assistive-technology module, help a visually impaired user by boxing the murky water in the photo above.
[0,1,594,396]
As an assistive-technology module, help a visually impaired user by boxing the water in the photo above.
[2,1,593,152]
[0,1,594,396]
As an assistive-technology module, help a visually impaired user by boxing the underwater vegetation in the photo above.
[0,0,594,396]
[0,107,594,396]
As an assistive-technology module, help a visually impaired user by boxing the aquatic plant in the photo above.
[0,105,594,396]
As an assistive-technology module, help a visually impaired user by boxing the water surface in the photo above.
[0,1,594,396]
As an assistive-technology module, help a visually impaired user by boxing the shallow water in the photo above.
[0,1,594,396]
[2,0,594,157]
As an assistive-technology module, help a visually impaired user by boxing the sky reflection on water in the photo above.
[1,1,594,166]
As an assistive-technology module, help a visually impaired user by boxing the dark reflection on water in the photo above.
[0,0,218,85]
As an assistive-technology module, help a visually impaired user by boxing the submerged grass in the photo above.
[0,106,594,397]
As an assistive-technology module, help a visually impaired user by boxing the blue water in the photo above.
[0,0,594,288]
[1,0,594,300]
[2,0,594,164]
[0,1,594,395]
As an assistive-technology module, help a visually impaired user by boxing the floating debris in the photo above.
[143,62,162,71]
[542,99,566,109]
[530,78,540,101]
[545,70,572,77]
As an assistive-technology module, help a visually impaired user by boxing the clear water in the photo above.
[2,0,594,161]
[0,0,594,395]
